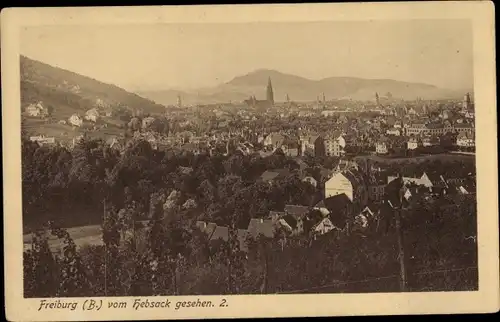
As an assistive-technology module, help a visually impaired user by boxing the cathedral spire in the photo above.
[266,77,274,105]
[177,94,182,108]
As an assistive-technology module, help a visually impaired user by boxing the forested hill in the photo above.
[20,55,166,117]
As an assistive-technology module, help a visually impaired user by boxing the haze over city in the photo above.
[20,19,473,92]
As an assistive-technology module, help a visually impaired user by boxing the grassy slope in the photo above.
[20,55,166,139]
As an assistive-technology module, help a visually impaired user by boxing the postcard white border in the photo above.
[2,2,499,321]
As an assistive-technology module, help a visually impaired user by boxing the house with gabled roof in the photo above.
[367,172,387,202]
[68,114,83,127]
[376,136,389,154]
[281,205,312,235]
[247,218,274,239]
[386,127,401,136]
[422,135,439,147]
[284,204,311,218]
[314,193,353,229]
[29,135,56,146]
[268,211,286,224]
[353,205,382,232]
[324,131,346,157]
[195,221,250,252]
[384,176,410,209]
[276,217,294,234]
[324,168,368,210]
[311,217,336,237]
[264,132,285,149]
[260,168,290,184]
[26,101,46,117]
[300,134,325,157]
[280,214,303,236]
[85,108,100,123]
[456,132,475,147]
[280,136,300,157]
[387,171,433,188]
[407,136,422,150]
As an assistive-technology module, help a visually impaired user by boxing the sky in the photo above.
[20,20,473,92]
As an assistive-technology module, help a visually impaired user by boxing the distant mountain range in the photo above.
[138,69,468,106]
[20,55,469,123]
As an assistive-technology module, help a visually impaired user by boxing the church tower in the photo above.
[266,77,274,105]
[177,94,182,108]
[463,92,471,110]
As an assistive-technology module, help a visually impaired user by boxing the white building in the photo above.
[456,132,475,147]
[312,217,335,236]
[29,135,56,146]
[368,183,386,202]
[26,101,45,117]
[321,110,336,117]
[465,111,475,119]
[387,172,433,188]
[85,108,100,123]
[324,134,345,157]
[324,170,368,215]
[264,133,285,149]
[324,170,368,206]
[422,136,439,147]
[386,128,401,136]
[376,141,388,154]
[68,114,83,127]
[70,85,81,94]
[407,137,420,150]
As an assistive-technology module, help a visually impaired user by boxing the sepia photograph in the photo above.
[2,2,499,320]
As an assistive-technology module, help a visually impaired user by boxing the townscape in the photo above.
[22,75,478,297]
[21,22,477,298]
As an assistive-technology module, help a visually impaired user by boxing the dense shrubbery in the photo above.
[22,137,478,297]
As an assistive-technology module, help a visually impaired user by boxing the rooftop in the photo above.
[284,204,311,218]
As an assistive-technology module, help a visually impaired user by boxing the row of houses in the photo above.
[404,122,474,136]
[194,156,476,253]
[194,202,345,252]
[375,132,475,154]
[66,107,114,127]
[259,131,347,158]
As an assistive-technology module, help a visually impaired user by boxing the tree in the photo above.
[24,227,60,297]
[101,205,122,295]
[46,105,55,117]
[51,227,89,296]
